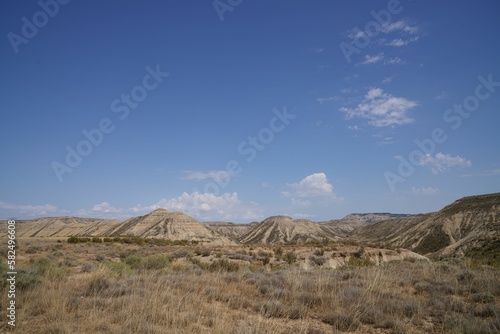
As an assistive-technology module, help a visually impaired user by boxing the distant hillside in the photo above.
[239,216,340,244]
[205,221,258,241]
[1,193,498,261]
[320,213,419,237]
[0,209,234,245]
[353,193,500,261]
[104,209,234,245]
[0,217,120,238]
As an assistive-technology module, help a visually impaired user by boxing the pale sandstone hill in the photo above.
[353,193,500,258]
[205,222,258,241]
[239,215,341,244]
[105,209,234,245]
[320,213,418,237]
[0,217,120,238]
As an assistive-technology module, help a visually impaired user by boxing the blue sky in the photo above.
[1,0,499,223]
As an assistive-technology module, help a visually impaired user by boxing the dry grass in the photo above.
[0,239,499,333]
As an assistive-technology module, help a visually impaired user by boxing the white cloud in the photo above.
[127,192,261,222]
[381,20,419,35]
[291,198,311,207]
[348,125,361,131]
[382,75,396,84]
[387,38,407,47]
[419,153,472,174]
[182,170,232,183]
[340,88,417,127]
[317,96,339,104]
[412,187,439,195]
[387,36,419,47]
[310,47,324,54]
[361,52,384,65]
[435,91,447,100]
[1,192,262,223]
[91,202,123,214]
[0,200,60,216]
[379,137,396,145]
[285,173,335,198]
[385,57,405,65]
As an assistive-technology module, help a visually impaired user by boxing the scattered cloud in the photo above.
[182,170,232,183]
[382,75,396,84]
[90,202,122,214]
[435,91,448,100]
[412,187,439,195]
[317,96,340,104]
[3,192,263,223]
[460,169,500,178]
[385,57,405,65]
[128,192,261,221]
[386,36,419,47]
[0,200,61,216]
[291,198,311,207]
[346,20,420,46]
[310,47,324,54]
[284,173,335,198]
[378,136,396,145]
[380,20,419,35]
[348,125,361,131]
[361,52,384,65]
[340,88,417,127]
[419,153,472,174]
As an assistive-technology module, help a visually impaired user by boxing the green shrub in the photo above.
[208,259,239,272]
[472,292,495,304]
[347,256,374,267]
[16,268,43,290]
[313,248,324,256]
[309,255,325,266]
[195,247,211,257]
[123,254,144,269]
[67,236,79,243]
[259,300,285,318]
[106,262,133,277]
[142,254,171,270]
[274,247,283,259]
[284,251,297,264]
[322,311,360,331]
